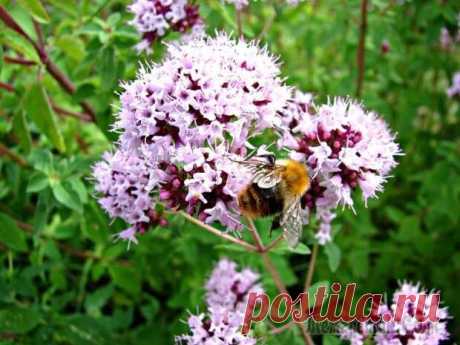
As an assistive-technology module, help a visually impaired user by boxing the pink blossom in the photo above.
[177,259,261,344]
[205,258,263,313]
[340,282,451,345]
[93,33,289,242]
[447,72,460,98]
[278,95,401,243]
[128,0,201,53]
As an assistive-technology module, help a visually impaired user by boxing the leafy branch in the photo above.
[0,5,96,122]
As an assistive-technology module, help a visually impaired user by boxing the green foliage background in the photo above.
[0,0,459,344]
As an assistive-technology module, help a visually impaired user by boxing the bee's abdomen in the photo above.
[237,184,283,219]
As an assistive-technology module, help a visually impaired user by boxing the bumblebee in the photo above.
[235,154,310,248]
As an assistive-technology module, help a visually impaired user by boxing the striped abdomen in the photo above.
[237,183,284,219]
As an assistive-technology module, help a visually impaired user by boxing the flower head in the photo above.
[116,33,289,153]
[278,95,401,243]
[447,72,460,98]
[205,258,263,313]
[177,259,261,345]
[94,33,290,241]
[92,149,168,244]
[159,144,252,230]
[340,282,451,345]
[92,150,156,225]
[128,0,201,53]
[176,306,257,345]
[440,27,453,50]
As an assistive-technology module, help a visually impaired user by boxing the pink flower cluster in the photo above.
[340,282,450,345]
[439,13,460,50]
[176,259,262,345]
[447,72,460,98]
[278,94,401,244]
[128,0,201,53]
[93,26,401,246]
[93,33,290,242]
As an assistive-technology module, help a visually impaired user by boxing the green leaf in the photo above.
[272,242,311,255]
[69,178,88,204]
[307,281,330,308]
[56,34,86,62]
[17,0,50,23]
[323,335,341,345]
[107,13,121,27]
[0,30,39,62]
[56,315,112,345]
[99,46,116,91]
[27,172,49,193]
[216,2,237,30]
[324,242,341,272]
[52,182,82,213]
[0,307,40,334]
[29,149,54,174]
[12,110,32,154]
[74,83,96,102]
[84,284,114,315]
[0,213,28,252]
[33,189,51,232]
[109,265,141,296]
[46,0,77,17]
[24,83,66,152]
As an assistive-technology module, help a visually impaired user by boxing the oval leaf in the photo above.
[17,0,50,23]
[12,110,32,153]
[324,242,341,272]
[24,83,66,152]
[0,307,40,334]
[52,182,82,213]
[0,213,28,252]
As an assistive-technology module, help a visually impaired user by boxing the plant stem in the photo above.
[0,82,15,93]
[270,320,294,334]
[264,234,283,252]
[236,9,243,38]
[33,19,45,49]
[355,0,368,98]
[52,103,93,122]
[4,56,36,66]
[257,1,276,41]
[0,143,28,167]
[178,211,258,252]
[304,243,318,292]
[245,218,314,345]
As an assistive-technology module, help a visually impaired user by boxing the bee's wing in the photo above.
[232,158,282,189]
[253,169,282,189]
[281,200,303,248]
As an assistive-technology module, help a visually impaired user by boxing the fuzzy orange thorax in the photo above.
[278,160,310,198]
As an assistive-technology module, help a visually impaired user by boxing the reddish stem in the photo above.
[0,82,15,93]
[356,0,368,98]
[246,219,315,345]
[4,56,36,66]
[0,143,28,167]
[52,103,93,122]
[304,243,318,292]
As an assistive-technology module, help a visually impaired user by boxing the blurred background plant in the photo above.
[0,0,459,344]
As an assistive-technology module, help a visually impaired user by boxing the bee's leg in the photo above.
[270,214,281,238]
